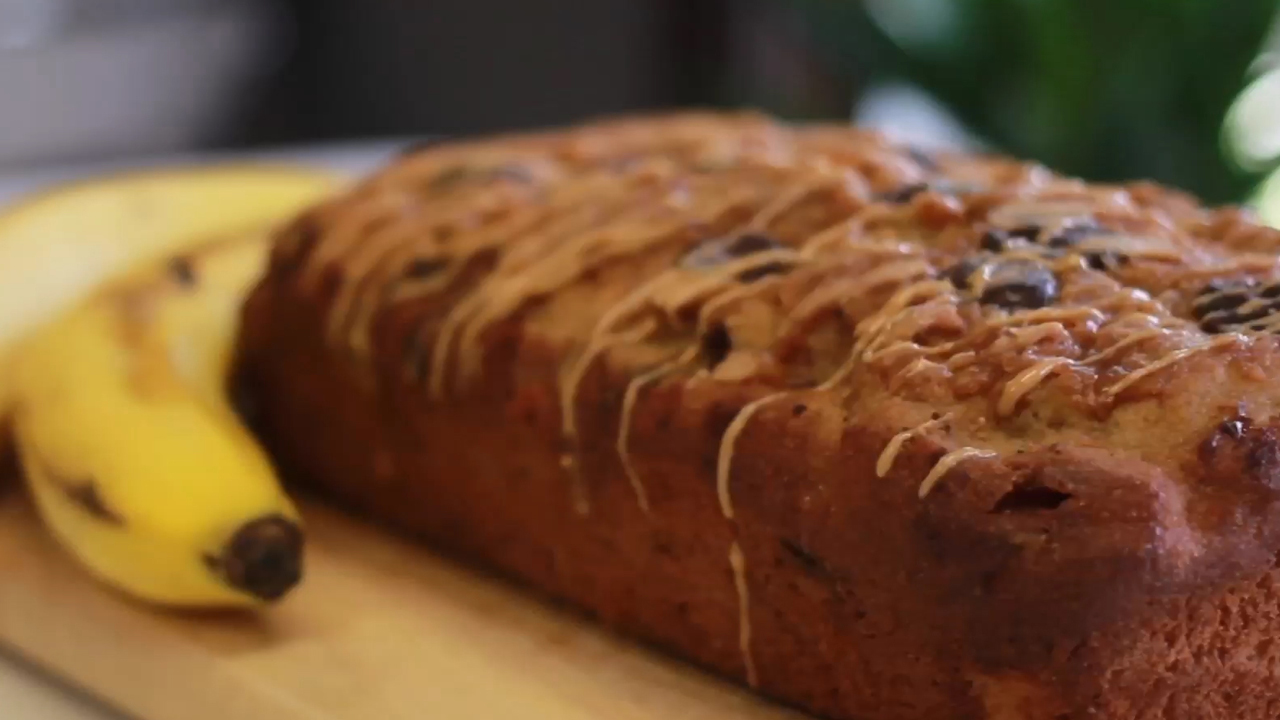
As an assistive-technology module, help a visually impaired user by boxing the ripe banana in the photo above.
[0,165,339,608]
[0,166,338,416]
[9,232,303,607]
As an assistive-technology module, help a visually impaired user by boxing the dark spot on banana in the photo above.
[204,514,304,602]
[23,444,124,524]
[46,468,126,526]
[167,255,197,288]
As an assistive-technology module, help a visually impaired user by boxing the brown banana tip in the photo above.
[207,514,304,602]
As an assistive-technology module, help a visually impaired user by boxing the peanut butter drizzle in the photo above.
[1102,333,1243,401]
[328,176,533,314]
[345,168,652,358]
[1005,321,1070,348]
[716,392,791,520]
[997,357,1074,416]
[986,199,1098,229]
[1081,327,1169,365]
[818,278,954,391]
[919,447,999,498]
[297,190,412,292]
[440,185,772,396]
[653,249,803,318]
[728,540,758,689]
[292,117,1280,535]
[984,307,1105,329]
[558,318,659,515]
[615,352,695,513]
[876,414,952,478]
[1250,313,1280,332]
[424,183,752,397]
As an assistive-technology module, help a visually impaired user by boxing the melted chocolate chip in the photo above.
[700,322,732,369]
[1193,285,1252,318]
[1007,225,1041,242]
[1084,251,1130,271]
[726,232,783,256]
[1261,283,1280,299]
[978,260,1059,310]
[944,255,989,291]
[680,233,784,271]
[980,229,1010,253]
[1192,279,1280,332]
[737,261,793,283]
[404,257,450,279]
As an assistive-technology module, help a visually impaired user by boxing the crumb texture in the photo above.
[238,112,1280,720]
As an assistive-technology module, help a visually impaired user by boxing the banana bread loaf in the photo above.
[237,112,1280,720]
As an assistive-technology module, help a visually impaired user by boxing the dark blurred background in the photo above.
[5,0,1280,208]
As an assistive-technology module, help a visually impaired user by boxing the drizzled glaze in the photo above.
[998,358,1075,416]
[717,392,791,520]
[1102,333,1243,401]
[919,448,999,498]
[559,318,659,515]
[728,540,758,689]
[877,414,951,477]
[286,115,1280,638]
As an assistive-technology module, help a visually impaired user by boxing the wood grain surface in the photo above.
[0,486,805,720]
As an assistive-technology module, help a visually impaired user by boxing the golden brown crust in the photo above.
[239,111,1280,719]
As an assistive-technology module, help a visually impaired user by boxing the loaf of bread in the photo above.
[237,112,1280,720]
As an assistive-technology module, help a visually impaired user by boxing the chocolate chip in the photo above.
[944,255,988,291]
[1261,283,1280,299]
[404,257,450,279]
[792,403,808,416]
[726,232,783,256]
[1007,225,1042,242]
[881,182,929,204]
[737,261,793,283]
[1193,286,1252,318]
[979,260,1059,310]
[700,322,732,369]
[1236,302,1275,325]
[1200,315,1233,333]
[980,229,1010,253]
[1084,251,1130,271]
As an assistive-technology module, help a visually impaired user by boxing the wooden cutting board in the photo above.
[0,482,806,720]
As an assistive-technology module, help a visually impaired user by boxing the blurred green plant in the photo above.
[795,0,1280,205]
